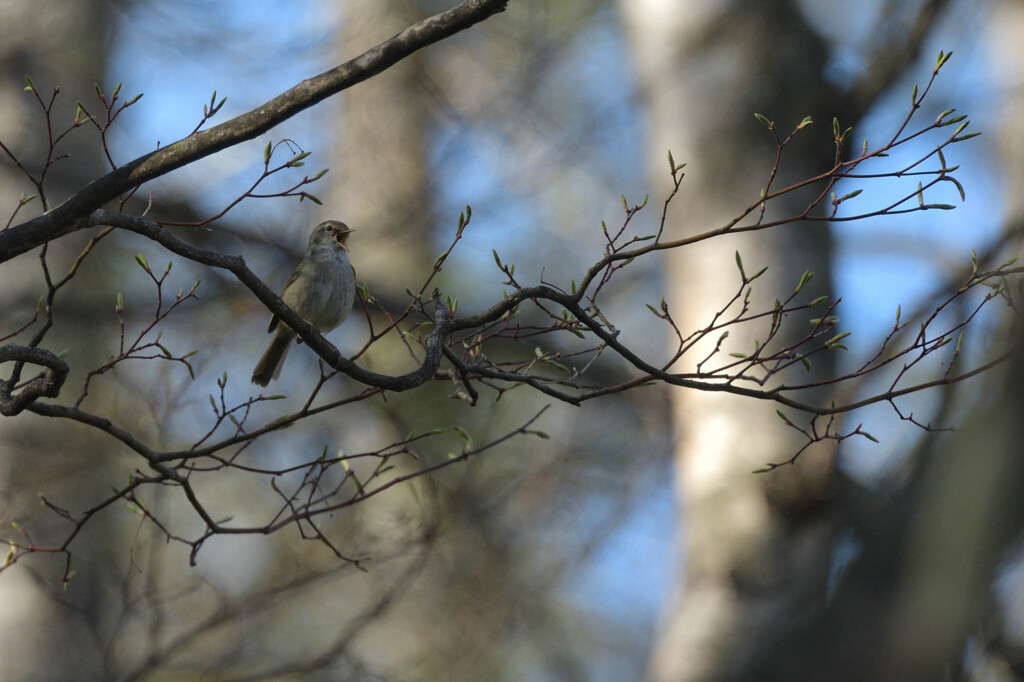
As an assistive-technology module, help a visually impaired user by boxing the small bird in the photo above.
[251,220,356,387]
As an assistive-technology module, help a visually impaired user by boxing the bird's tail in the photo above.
[251,331,293,387]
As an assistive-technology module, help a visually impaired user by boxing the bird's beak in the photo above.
[336,227,353,251]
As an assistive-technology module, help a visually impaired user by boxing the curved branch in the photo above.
[450,282,1012,417]
[0,344,68,415]
[87,210,450,392]
[0,0,508,264]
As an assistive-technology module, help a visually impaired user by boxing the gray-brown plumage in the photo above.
[251,220,355,387]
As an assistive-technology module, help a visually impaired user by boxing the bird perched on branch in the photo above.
[251,220,355,387]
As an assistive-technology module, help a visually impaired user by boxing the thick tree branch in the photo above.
[0,344,68,415]
[0,0,508,264]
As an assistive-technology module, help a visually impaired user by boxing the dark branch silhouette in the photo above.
[0,0,509,263]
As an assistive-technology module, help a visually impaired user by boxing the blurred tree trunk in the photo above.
[620,2,840,679]
[622,1,1024,680]
[835,2,1024,678]
[0,1,119,679]
[990,0,1024,229]
[324,0,435,293]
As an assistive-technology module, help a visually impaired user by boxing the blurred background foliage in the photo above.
[0,0,1022,680]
